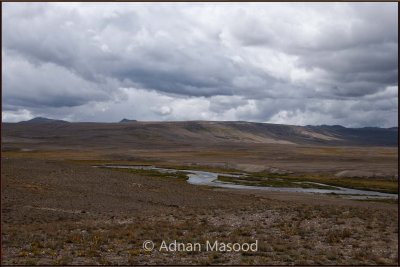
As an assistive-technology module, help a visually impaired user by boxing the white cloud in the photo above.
[2,2,398,127]
[2,109,34,122]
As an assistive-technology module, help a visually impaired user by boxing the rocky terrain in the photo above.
[1,119,398,265]
[1,158,398,265]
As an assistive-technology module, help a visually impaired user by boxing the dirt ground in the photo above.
[1,156,398,265]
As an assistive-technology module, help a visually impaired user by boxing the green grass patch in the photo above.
[356,198,398,204]
[70,159,155,166]
[217,175,338,190]
[102,167,189,181]
[71,159,243,175]
[159,164,243,175]
[252,172,398,194]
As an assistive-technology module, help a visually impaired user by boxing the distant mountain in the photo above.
[304,124,398,146]
[119,118,137,123]
[19,117,69,124]
[3,120,398,147]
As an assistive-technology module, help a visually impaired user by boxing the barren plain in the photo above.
[1,120,398,265]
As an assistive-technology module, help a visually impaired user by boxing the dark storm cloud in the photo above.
[2,3,398,127]
[2,50,119,110]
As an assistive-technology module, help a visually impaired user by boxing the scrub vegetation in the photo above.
[2,121,398,265]
[219,172,398,194]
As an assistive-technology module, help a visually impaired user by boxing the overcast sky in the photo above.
[2,2,398,127]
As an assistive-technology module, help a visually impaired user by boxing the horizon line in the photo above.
[2,117,398,129]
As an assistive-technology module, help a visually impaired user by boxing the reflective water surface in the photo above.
[98,165,398,199]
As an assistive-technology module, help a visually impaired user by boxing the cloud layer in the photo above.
[2,3,398,127]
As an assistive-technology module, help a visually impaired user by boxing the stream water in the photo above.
[98,165,397,199]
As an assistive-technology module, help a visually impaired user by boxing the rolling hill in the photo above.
[2,118,397,149]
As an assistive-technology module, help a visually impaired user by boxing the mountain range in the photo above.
[1,117,397,147]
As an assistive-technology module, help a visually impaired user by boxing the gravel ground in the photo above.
[1,157,398,265]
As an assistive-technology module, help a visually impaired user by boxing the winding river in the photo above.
[98,165,397,199]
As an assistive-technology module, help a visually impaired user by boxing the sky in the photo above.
[2,2,398,127]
